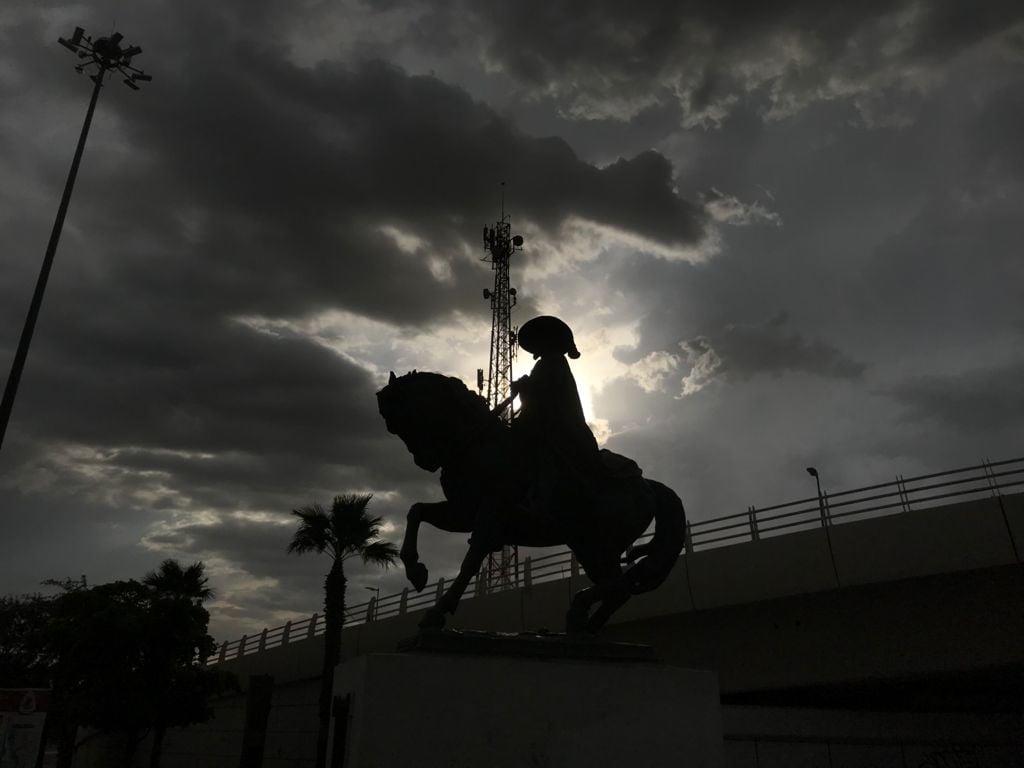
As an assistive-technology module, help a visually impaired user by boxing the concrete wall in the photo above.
[330,653,723,768]
[257,678,318,768]
[603,563,1024,693]
[159,691,247,768]
[830,496,1019,586]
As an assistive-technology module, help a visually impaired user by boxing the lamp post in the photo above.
[0,27,151,451]
[808,465,842,586]
[806,466,827,526]
[365,586,380,620]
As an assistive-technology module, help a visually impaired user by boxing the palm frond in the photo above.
[327,494,377,554]
[287,504,334,555]
[143,558,213,600]
[360,540,399,568]
[183,561,214,600]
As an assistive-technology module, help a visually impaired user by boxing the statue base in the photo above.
[329,633,723,767]
[397,627,658,662]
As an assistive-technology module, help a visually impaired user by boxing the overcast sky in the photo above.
[1,1,1021,641]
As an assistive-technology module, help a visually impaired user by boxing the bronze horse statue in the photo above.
[377,371,687,633]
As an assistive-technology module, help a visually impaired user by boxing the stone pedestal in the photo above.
[329,631,723,768]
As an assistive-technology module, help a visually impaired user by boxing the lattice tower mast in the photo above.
[478,187,523,589]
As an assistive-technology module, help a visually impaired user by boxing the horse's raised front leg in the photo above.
[400,503,429,592]
[401,501,474,593]
[419,501,502,630]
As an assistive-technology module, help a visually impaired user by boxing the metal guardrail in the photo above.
[207,456,1023,664]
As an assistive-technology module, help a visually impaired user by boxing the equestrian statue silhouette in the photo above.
[376,316,686,634]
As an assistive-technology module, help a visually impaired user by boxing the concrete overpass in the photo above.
[215,460,1024,706]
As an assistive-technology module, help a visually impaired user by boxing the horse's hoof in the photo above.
[406,561,429,593]
[419,607,446,630]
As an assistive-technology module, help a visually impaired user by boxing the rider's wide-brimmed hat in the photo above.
[518,315,580,359]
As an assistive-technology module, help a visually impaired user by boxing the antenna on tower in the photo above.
[479,182,523,591]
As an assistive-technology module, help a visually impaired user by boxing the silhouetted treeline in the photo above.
[0,560,235,768]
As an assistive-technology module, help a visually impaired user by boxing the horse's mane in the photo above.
[378,371,498,429]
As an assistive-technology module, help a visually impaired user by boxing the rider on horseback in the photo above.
[512,316,605,516]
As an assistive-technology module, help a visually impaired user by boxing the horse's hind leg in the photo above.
[567,585,601,634]
[584,583,630,633]
[402,501,473,592]
[566,560,630,635]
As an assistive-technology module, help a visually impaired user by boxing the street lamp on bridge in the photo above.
[365,586,381,620]
[807,466,828,526]
[0,27,151,451]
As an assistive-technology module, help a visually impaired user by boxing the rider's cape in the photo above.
[513,354,606,489]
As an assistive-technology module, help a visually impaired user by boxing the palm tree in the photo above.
[288,493,398,768]
[143,559,213,603]
[141,561,217,768]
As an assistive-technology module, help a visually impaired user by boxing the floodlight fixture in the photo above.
[806,466,818,478]
[59,26,85,52]
[57,27,152,89]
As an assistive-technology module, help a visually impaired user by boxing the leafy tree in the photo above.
[44,578,154,766]
[288,494,398,768]
[3,563,233,768]
[0,592,52,687]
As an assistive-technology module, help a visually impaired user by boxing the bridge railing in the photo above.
[689,456,1023,550]
[208,456,1023,664]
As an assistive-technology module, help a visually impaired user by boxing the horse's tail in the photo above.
[624,480,687,595]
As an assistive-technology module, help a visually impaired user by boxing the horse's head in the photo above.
[377,370,494,472]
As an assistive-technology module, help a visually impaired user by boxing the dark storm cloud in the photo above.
[16,321,381,456]
[438,0,1023,126]
[598,27,1024,371]
[889,360,1024,433]
[679,312,865,390]
[102,32,705,325]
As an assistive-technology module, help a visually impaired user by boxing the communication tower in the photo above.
[477,186,524,589]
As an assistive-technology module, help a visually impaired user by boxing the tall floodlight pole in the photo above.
[478,186,524,591]
[0,28,151,451]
